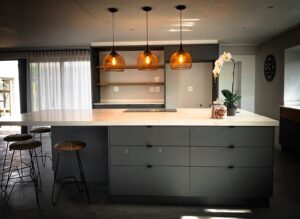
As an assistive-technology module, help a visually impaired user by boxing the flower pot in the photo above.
[226,104,237,116]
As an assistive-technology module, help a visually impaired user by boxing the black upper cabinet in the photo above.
[164,44,219,63]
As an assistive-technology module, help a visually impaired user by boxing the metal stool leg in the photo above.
[76,151,91,204]
[1,141,9,190]
[28,149,40,207]
[3,150,15,204]
[51,153,63,205]
[33,148,42,192]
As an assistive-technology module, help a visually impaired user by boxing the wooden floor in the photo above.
[0,130,300,219]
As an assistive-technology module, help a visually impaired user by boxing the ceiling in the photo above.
[0,0,300,49]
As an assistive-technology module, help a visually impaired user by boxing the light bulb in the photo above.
[146,56,151,64]
[112,57,116,65]
[179,54,183,63]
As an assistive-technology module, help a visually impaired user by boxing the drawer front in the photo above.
[109,126,189,146]
[190,127,274,147]
[110,166,189,196]
[190,146,272,167]
[190,167,272,197]
[110,146,189,166]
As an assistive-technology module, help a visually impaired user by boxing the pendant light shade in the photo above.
[102,8,125,71]
[170,5,192,70]
[137,6,159,70]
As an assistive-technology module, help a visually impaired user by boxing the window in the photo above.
[29,50,91,111]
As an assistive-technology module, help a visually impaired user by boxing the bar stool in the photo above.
[1,134,33,191]
[51,140,91,205]
[30,127,52,166]
[2,140,42,206]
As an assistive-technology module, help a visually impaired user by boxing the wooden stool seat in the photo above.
[30,127,51,134]
[9,140,42,151]
[3,134,32,142]
[54,141,86,152]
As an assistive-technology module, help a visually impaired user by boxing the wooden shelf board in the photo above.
[0,90,10,93]
[97,65,165,70]
[97,82,165,86]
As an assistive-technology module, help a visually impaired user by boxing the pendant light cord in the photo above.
[180,9,182,46]
[112,12,115,51]
[146,10,149,50]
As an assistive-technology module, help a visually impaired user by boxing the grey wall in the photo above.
[255,26,300,120]
[284,50,300,105]
[166,63,213,108]
[219,45,257,55]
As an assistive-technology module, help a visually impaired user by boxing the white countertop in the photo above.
[280,105,300,111]
[0,108,279,126]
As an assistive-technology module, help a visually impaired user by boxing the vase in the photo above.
[226,104,236,116]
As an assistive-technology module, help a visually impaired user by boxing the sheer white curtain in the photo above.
[29,50,91,111]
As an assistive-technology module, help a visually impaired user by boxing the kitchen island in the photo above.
[0,108,278,206]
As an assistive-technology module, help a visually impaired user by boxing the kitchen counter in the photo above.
[0,108,278,126]
[0,108,278,206]
[280,105,300,110]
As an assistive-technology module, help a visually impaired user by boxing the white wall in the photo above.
[284,50,300,105]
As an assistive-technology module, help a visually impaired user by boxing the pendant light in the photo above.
[137,6,159,70]
[102,8,125,71]
[170,5,192,70]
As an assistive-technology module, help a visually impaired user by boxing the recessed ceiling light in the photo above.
[204,208,252,213]
[169,28,192,32]
[170,18,201,22]
[267,5,274,9]
[171,22,195,27]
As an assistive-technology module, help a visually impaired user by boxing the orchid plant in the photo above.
[213,52,235,92]
[213,52,241,112]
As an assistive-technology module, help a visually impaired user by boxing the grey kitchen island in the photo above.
[0,108,278,206]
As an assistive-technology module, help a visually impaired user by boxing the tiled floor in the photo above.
[0,130,300,219]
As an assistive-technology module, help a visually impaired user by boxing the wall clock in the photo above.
[264,54,276,81]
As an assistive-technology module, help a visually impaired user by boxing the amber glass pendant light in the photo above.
[170,5,192,70]
[137,6,159,70]
[102,8,125,71]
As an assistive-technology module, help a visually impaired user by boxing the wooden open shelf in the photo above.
[0,90,10,93]
[97,82,165,86]
[97,65,165,70]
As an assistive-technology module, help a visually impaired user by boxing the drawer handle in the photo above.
[146,144,153,148]
[147,164,153,168]
[229,126,235,128]
[228,165,234,169]
[228,145,235,148]
[146,126,152,128]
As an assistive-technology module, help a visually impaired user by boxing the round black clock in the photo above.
[264,55,276,81]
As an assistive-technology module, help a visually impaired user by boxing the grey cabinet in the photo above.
[190,127,274,147]
[190,167,272,197]
[109,126,189,146]
[110,166,189,196]
[109,126,274,202]
[110,146,189,166]
[190,146,272,167]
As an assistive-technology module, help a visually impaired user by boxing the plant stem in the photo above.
[231,58,235,93]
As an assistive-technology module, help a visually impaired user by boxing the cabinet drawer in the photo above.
[109,126,189,146]
[110,146,189,166]
[190,127,274,147]
[110,166,189,196]
[190,167,272,197]
[190,146,272,167]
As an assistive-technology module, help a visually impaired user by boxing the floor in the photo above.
[0,129,300,219]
